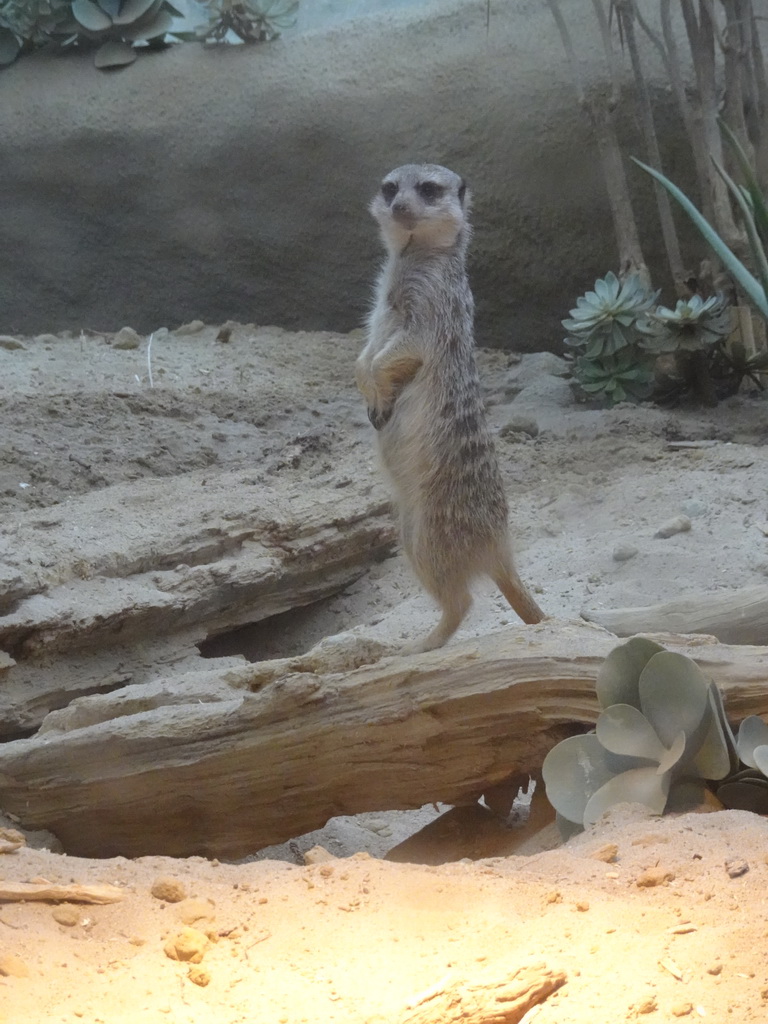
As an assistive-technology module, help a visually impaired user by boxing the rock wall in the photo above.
[0,0,684,349]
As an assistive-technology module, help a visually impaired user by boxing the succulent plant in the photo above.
[56,0,183,68]
[573,348,655,405]
[543,638,739,835]
[717,715,768,814]
[563,272,659,359]
[0,0,70,63]
[194,0,297,44]
[639,295,732,354]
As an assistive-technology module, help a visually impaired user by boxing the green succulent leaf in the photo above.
[583,766,671,827]
[595,704,667,762]
[735,715,768,769]
[656,730,687,775]
[718,778,768,814]
[542,733,643,825]
[121,6,172,38]
[97,0,121,16]
[753,745,768,776]
[72,0,112,30]
[638,651,711,750]
[93,37,135,65]
[596,637,666,710]
[113,0,158,23]
[692,684,739,779]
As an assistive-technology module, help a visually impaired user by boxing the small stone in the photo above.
[590,843,618,863]
[177,898,216,925]
[575,901,590,912]
[672,1002,693,1017]
[151,876,188,903]
[636,867,675,888]
[654,515,692,539]
[215,325,232,344]
[0,955,30,977]
[636,995,658,1014]
[34,334,60,344]
[500,415,539,439]
[163,927,209,963]
[112,327,142,350]
[187,966,211,987]
[680,499,707,518]
[174,319,205,335]
[612,543,638,562]
[52,904,80,927]
[725,858,749,878]
[545,890,562,904]
[0,335,26,351]
[303,845,337,865]
[0,827,25,854]
[706,964,722,975]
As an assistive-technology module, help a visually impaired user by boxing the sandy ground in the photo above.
[2,322,768,1021]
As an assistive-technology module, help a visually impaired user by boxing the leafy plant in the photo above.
[0,0,70,64]
[61,0,183,68]
[718,716,768,815]
[574,348,655,405]
[641,295,731,353]
[543,638,739,836]
[563,271,659,359]
[193,0,297,44]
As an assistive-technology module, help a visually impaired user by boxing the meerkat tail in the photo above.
[494,567,545,625]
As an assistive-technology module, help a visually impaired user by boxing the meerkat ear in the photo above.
[458,179,467,204]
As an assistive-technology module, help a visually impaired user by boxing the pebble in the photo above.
[500,415,539,439]
[636,995,658,1014]
[654,515,692,539]
[672,1002,693,1017]
[680,499,708,518]
[175,319,205,335]
[150,876,188,903]
[0,335,26,351]
[34,334,60,345]
[177,898,216,925]
[590,843,618,863]
[111,326,142,350]
[636,867,675,887]
[163,927,210,963]
[725,858,749,878]
[188,966,211,987]
[0,955,31,978]
[52,904,80,927]
[612,543,638,562]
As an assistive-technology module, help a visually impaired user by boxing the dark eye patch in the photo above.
[417,181,443,201]
[458,180,467,203]
[381,181,398,203]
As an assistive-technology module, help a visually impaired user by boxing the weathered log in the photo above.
[0,469,395,737]
[0,881,124,904]
[0,621,767,859]
[582,584,768,645]
[386,962,566,1024]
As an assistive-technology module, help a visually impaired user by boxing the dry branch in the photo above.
[1,621,767,859]
[0,881,125,904]
[393,962,566,1024]
[582,584,768,644]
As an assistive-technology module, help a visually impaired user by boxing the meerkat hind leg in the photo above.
[402,586,472,655]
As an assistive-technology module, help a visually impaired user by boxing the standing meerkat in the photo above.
[355,162,544,654]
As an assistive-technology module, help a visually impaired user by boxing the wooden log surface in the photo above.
[0,882,125,904]
[582,584,768,645]
[390,962,566,1024]
[0,620,767,859]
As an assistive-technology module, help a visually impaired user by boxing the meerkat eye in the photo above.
[381,181,398,203]
[417,181,443,202]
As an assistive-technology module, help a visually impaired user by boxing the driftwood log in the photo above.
[387,962,566,1024]
[0,881,125,904]
[0,469,395,737]
[582,584,768,645]
[0,620,767,859]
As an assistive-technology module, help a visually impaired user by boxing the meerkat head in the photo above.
[370,163,471,254]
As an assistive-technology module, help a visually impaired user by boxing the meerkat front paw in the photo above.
[368,403,393,430]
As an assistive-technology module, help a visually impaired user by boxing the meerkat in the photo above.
[355,162,544,654]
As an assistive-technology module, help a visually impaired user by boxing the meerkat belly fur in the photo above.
[356,163,544,653]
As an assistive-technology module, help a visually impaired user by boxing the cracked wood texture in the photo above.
[0,469,395,737]
[0,622,767,858]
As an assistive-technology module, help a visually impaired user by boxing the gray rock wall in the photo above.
[0,0,685,349]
